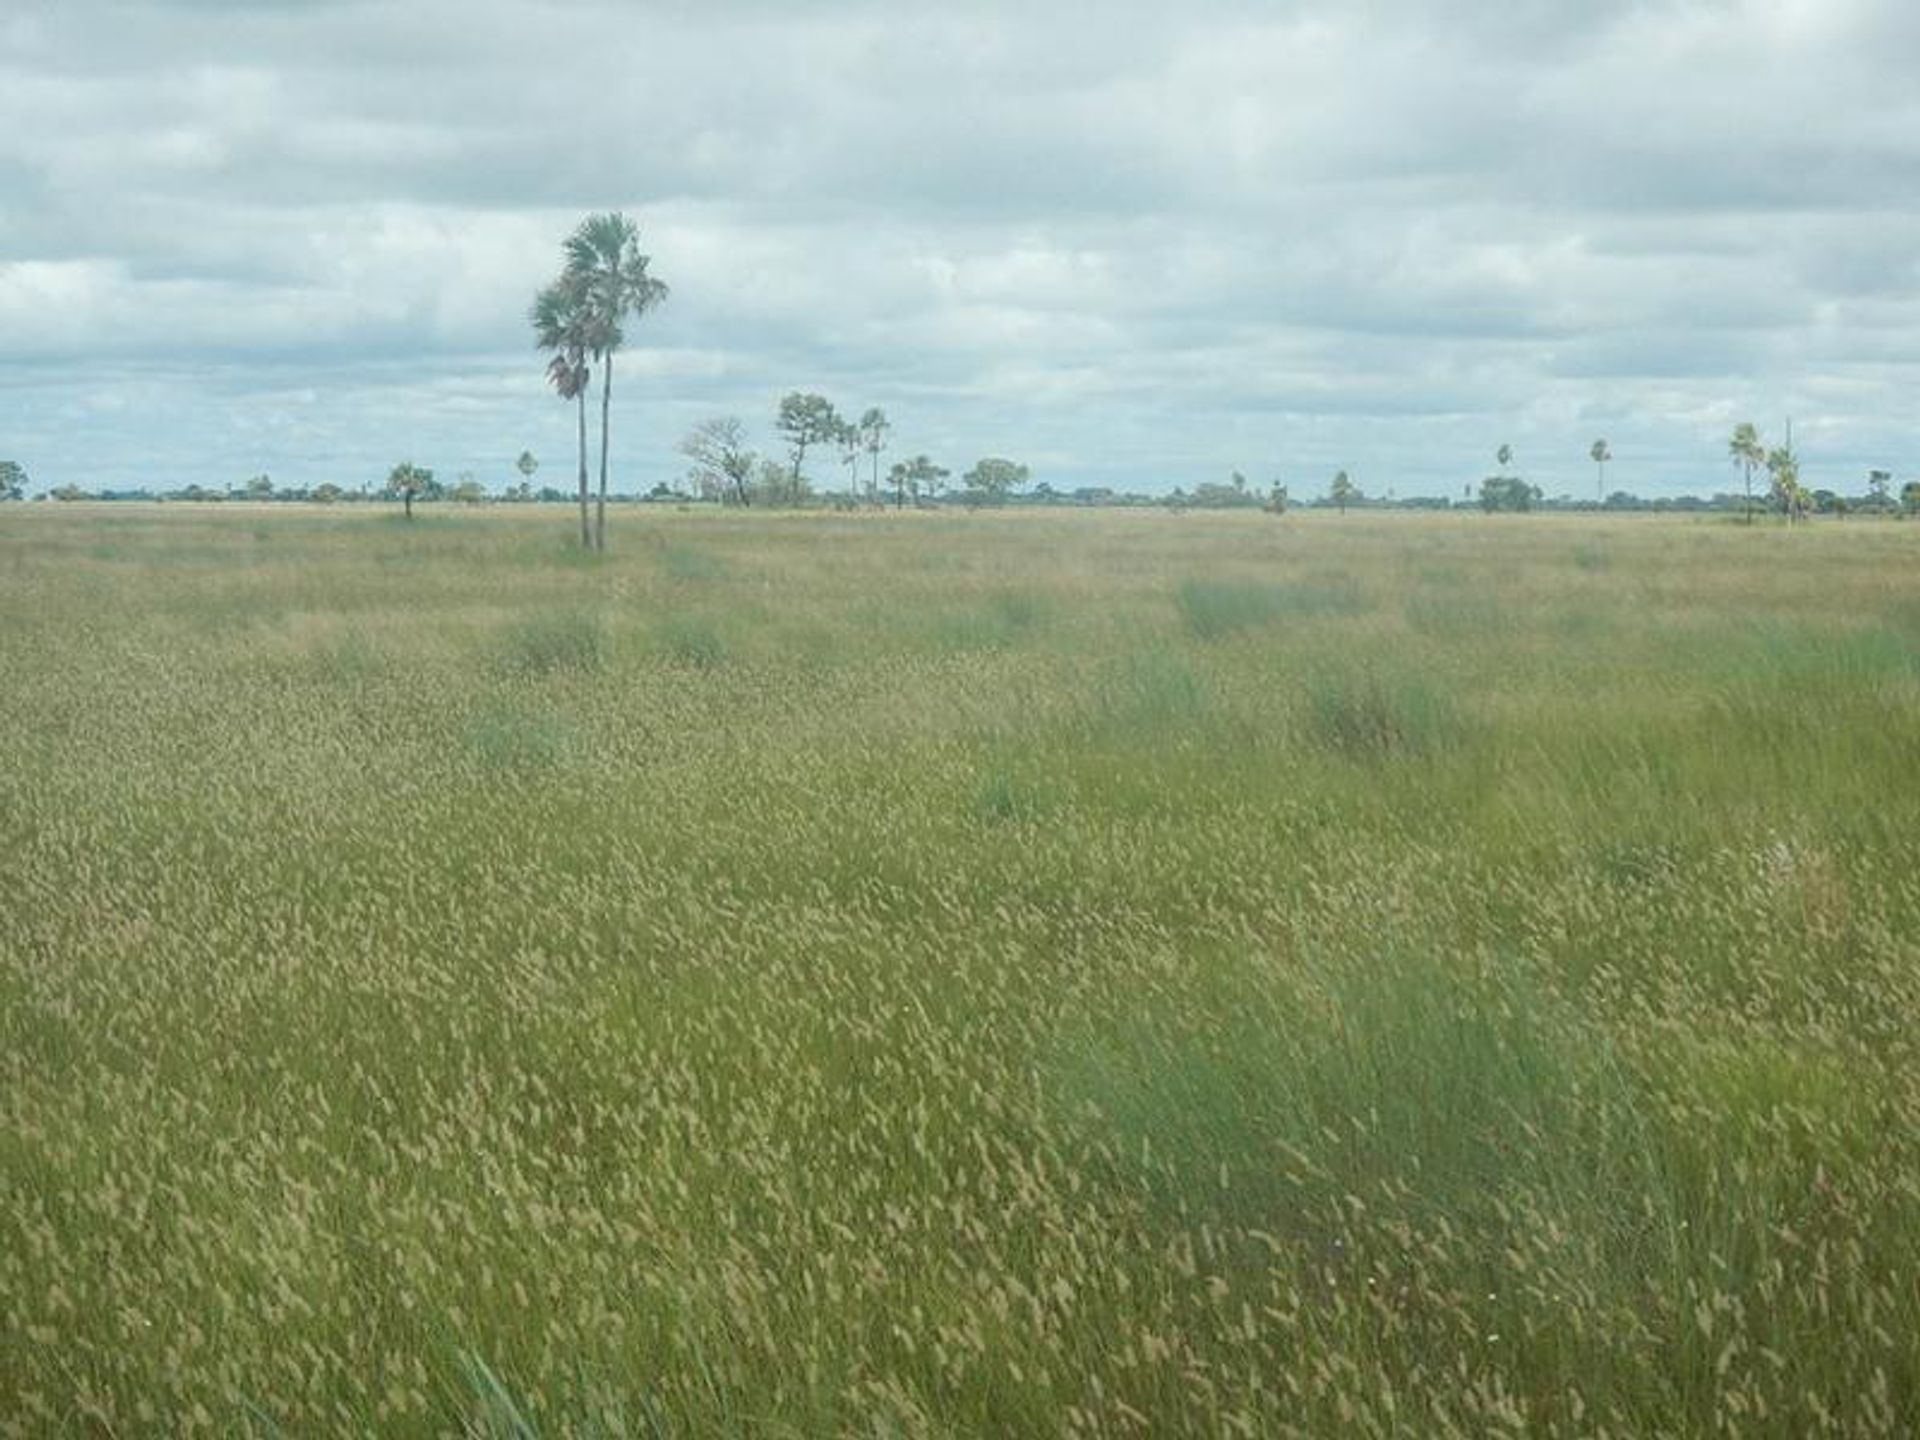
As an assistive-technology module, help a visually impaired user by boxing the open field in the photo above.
[4,505,1919,1435]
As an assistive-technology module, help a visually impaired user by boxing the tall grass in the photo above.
[2,506,1917,1434]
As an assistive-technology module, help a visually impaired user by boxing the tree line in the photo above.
[678,396,1027,511]
[7,208,1920,526]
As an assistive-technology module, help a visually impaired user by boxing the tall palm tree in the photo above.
[562,213,669,552]
[1728,423,1763,526]
[531,275,594,548]
[1589,438,1611,503]
[859,408,890,503]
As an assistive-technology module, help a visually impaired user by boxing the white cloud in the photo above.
[3,0,1919,495]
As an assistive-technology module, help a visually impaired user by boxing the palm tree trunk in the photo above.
[576,384,590,549]
[596,353,613,552]
[404,490,413,520]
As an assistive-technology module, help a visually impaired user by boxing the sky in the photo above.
[3,0,1919,499]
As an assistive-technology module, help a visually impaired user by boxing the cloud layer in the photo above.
[4,0,1919,496]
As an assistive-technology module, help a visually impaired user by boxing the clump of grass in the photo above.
[1572,542,1610,571]
[309,631,383,682]
[499,611,603,677]
[931,590,1053,651]
[1403,592,1510,637]
[656,614,726,668]
[465,705,574,772]
[662,544,726,582]
[1176,576,1367,638]
[974,765,1053,823]
[1303,665,1457,758]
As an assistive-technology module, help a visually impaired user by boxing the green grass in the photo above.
[3,505,1919,1435]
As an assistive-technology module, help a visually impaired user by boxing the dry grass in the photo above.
[3,505,1919,1435]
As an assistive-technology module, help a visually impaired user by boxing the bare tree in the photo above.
[680,417,757,506]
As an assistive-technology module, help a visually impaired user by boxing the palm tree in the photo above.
[1589,438,1611,503]
[1330,469,1357,515]
[837,418,863,502]
[1728,423,1763,526]
[1767,444,1806,524]
[561,213,670,552]
[531,275,594,548]
[859,408,890,502]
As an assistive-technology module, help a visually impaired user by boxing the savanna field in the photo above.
[4,505,1920,1436]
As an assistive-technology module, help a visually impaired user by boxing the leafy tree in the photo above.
[312,482,344,504]
[560,212,669,552]
[1904,481,1920,517]
[776,393,840,491]
[1479,475,1541,512]
[244,473,273,500]
[886,454,948,509]
[386,462,434,520]
[531,274,595,548]
[51,483,88,502]
[1867,469,1893,513]
[450,473,485,506]
[1329,469,1358,514]
[1589,439,1611,502]
[1766,444,1807,523]
[516,450,539,487]
[679,417,757,506]
[0,460,26,500]
[859,408,890,501]
[961,457,1028,508]
[1728,423,1764,525]
[1191,480,1260,509]
[1267,480,1289,514]
[752,455,810,508]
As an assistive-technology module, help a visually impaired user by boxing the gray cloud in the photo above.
[3,0,1920,498]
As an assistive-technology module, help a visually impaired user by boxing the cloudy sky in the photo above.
[4,0,1918,499]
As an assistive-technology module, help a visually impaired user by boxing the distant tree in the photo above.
[1766,444,1807,524]
[1728,423,1764,526]
[1496,443,1514,470]
[1589,439,1611,503]
[752,455,811,508]
[836,417,863,501]
[1480,475,1540,512]
[51,483,88,502]
[776,392,841,491]
[887,454,948,509]
[516,450,539,487]
[312,482,344,504]
[1267,480,1289,514]
[560,211,669,552]
[961,457,1029,508]
[244,473,273,500]
[531,274,595,547]
[450,473,486,506]
[1867,469,1893,513]
[1904,480,1920,517]
[386,462,434,520]
[679,416,757,506]
[859,408,890,502]
[1329,469,1358,514]
[1231,470,1248,496]
[0,460,26,500]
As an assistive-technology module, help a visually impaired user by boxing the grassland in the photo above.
[3,504,1919,1436]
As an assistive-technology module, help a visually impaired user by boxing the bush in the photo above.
[1176,577,1367,639]
[499,611,603,677]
